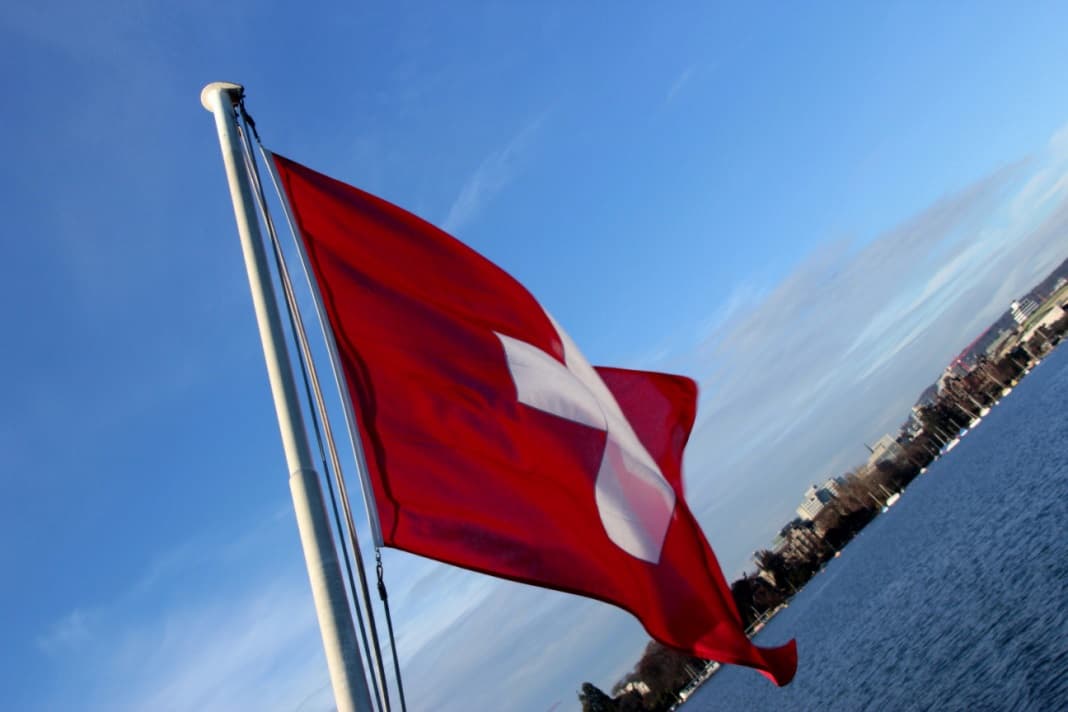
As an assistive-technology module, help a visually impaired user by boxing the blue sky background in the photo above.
[4,2,1068,711]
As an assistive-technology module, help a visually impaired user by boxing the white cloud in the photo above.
[679,135,1068,578]
[442,114,545,234]
[666,65,696,103]
[107,579,326,712]
[29,510,341,712]
[388,558,498,659]
[402,583,646,712]
[37,609,92,655]
[36,580,332,711]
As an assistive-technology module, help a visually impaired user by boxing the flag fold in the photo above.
[271,151,797,686]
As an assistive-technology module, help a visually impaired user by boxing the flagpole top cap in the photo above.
[200,82,245,112]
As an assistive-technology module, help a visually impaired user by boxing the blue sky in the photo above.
[4,2,1068,710]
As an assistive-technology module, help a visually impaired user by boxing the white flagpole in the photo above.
[200,81,373,712]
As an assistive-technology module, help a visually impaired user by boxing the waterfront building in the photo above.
[771,519,824,562]
[912,384,938,411]
[985,330,1013,358]
[821,477,841,498]
[1021,305,1066,343]
[867,434,904,467]
[796,484,835,521]
[618,681,650,696]
[1011,298,1039,325]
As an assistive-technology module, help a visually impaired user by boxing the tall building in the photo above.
[1011,298,1039,325]
[796,484,835,521]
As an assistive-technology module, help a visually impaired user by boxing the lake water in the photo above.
[687,344,1068,711]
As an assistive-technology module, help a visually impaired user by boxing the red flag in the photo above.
[271,152,797,685]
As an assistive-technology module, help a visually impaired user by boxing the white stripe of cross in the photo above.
[496,318,676,564]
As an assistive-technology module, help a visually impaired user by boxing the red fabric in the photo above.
[272,152,797,685]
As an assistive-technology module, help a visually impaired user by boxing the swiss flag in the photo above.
[271,152,797,685]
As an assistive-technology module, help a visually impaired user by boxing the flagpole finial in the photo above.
[200,81,244,112]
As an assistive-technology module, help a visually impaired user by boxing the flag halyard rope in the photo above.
[258,137,409,712]
[234,102,396,712]
[376,550,408,712]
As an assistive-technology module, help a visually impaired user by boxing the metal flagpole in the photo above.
[200,81,373,712]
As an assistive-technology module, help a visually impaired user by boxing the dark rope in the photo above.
[237,91,261,143]
[376,551,408,712]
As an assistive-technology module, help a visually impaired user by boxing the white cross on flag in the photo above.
[271,152,797,685]
[497,322,676,564]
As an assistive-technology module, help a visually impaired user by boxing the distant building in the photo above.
[985,330,1013,358]
[938,363,969,391]
[913,383,938,409]
[796,484,835,521]
[1021,305,1066,342]
[951,361,970,378]
[1011,298,1040,325]
[867,434,904,467]
[821,477,842,498]
[618,681,650,696]
[771,519,823,562]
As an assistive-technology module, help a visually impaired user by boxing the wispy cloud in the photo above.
[28,510,336,712]
[107,578,325,712]
[666,64,696,103]
[37,609,91,656]
[402,583,646,712]
[680,129,1068,577]
[386,555,499,660]
[442,113,546,234]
